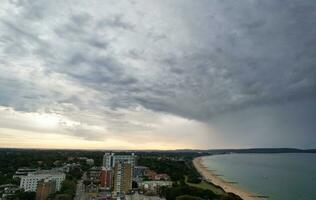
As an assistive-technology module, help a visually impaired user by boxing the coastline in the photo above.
[193,156,265,200]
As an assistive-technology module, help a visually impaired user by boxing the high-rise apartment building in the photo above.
[100,167,113,189]
[103,153,114,169]
[113,162,132,195]
[102,152,135,194]
[36,179,56,200]
[102,153,135,169]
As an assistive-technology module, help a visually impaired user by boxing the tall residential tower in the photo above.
[102,153,135,169]
[102,152,135,195]
[113,162,132,195]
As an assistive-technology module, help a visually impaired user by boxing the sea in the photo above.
[202,153,316,200]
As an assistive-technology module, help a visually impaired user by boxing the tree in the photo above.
[176,195,203,200]
[67,167,83,180]
[132,180,138,189]
[15,191,36,200]
[53,194,73,200]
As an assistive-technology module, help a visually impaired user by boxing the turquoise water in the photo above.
[202,153,316,200]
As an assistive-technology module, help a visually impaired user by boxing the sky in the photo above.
[0,0,315,150]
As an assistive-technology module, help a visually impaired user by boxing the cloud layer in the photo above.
[0,0,315,149]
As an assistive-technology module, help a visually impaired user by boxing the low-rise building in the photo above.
[0,184,21,200]
[154,174,170,181]
[139,181,172,194]
[55,163,81,173]
[144,170,157,180]
[87,167,102,182]
[86,159,95,166]
[85,182,99,194]
[126,192,166,200]
[134,166,149,179]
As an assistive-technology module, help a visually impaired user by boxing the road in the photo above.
[75,173,88,200]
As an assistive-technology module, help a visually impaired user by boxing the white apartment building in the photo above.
[139,180,172,191]
[103,153,113,169]
[86,159,94,165]
[103,153,135,169]
[13,168,37,179]
[20,170,65,192]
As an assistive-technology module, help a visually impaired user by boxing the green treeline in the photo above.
[137,156,200,184]
[137,155,242,200]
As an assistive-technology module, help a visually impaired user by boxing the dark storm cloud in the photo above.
[126,0,316,121]
[0,0,315,146]
[2,0,316,116]
[210,99,316,148]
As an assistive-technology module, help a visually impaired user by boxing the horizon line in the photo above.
[0,147,315,151]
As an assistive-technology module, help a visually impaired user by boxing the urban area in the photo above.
[0,149,241,200]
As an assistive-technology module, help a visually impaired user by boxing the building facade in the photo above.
[102,153,114,169]
[139,181,172,194]
[86,159,95,165]
[36,180,56,200]
[101,152,135,195]
[133,166,148,179]
[103,153,135,169]
[13,168,37,179]
[87,167,102,181]
[20,170,65,192]
[113,162,132,195]
[100,167,113,189]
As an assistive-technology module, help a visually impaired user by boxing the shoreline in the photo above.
[193,156,266,200]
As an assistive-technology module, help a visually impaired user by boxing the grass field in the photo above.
[184,176,226,195]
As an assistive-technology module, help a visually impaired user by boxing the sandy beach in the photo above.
[193,157,266,200]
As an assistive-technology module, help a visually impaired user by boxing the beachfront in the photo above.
[193,157,265,200]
